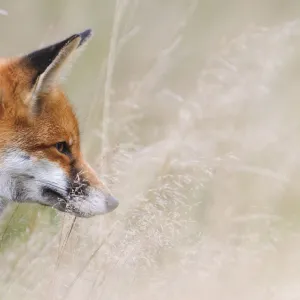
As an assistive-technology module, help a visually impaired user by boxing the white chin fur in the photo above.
[0,149,117,217]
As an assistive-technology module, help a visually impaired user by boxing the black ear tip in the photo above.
[78,29,93,46]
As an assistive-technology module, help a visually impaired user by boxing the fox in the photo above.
[0,29,119,217]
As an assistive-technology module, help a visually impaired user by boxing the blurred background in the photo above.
[1,0,300,299]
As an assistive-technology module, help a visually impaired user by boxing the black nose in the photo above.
[106,194,119,212]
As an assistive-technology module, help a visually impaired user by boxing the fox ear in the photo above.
[22,29,92,114]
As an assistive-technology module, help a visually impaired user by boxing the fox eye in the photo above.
[55,142,70,156]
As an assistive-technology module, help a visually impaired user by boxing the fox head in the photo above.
[0,29,119,217]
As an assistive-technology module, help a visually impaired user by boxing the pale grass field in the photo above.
[1,1,300,299]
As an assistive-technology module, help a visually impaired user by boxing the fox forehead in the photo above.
[32,88,80,146]
[0,66,80,150]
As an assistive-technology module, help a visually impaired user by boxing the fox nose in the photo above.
[106,194,119,212]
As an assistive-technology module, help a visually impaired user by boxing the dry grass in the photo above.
[1,1,300,299]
